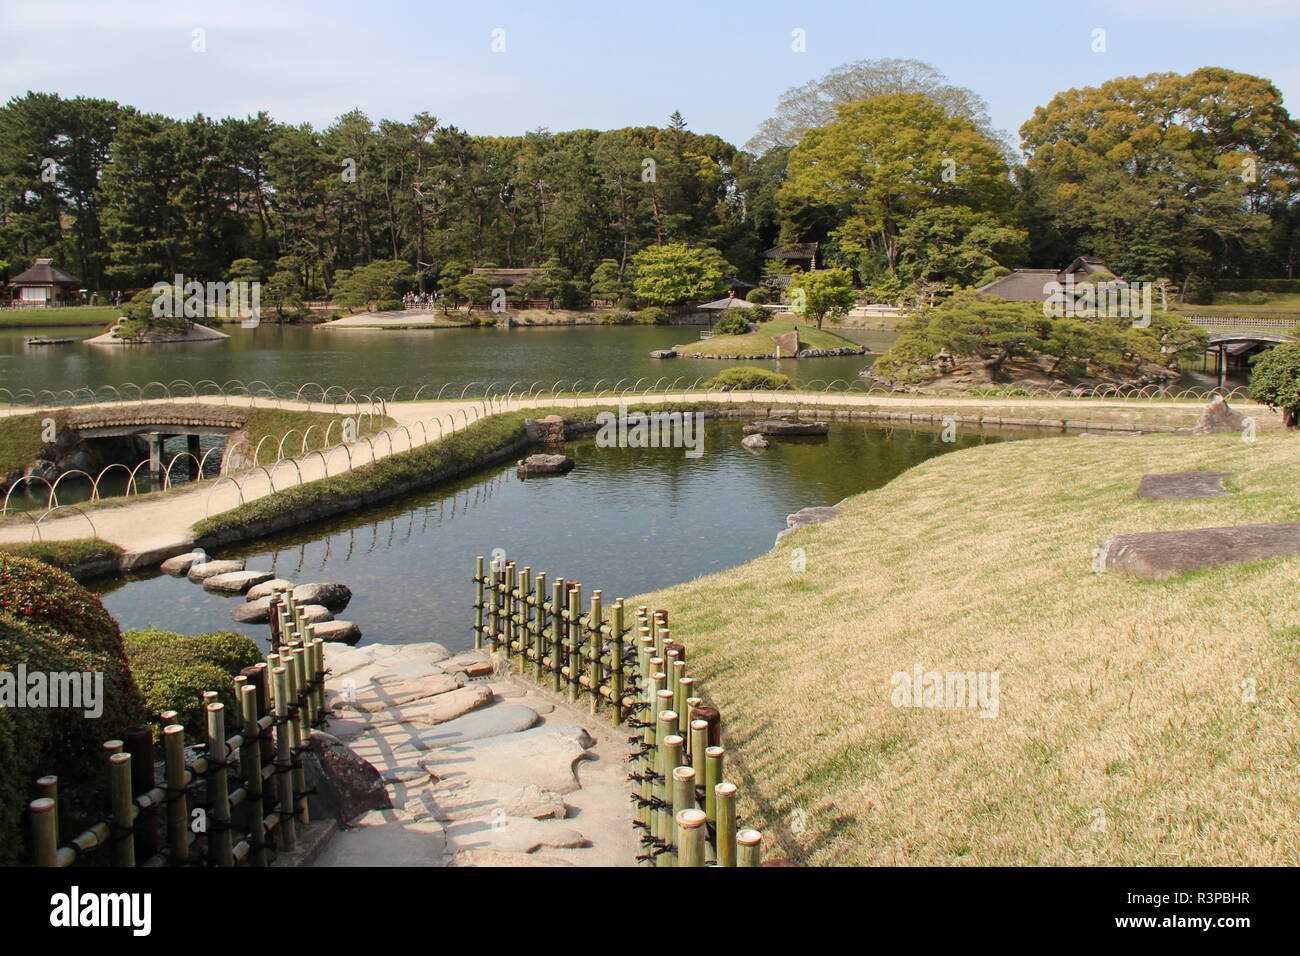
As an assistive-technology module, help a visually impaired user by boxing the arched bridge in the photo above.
[66,404,248,478]
[1204,330,1292,387]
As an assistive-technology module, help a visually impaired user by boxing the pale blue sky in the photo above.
[3,0,1297,152]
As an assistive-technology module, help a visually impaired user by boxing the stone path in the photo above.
[1134,471,1234,500]
[310,641,637,867]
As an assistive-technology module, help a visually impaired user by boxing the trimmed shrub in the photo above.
[375,298,404,312]
[124,629,262,742]
[701,366,793,391]
[714,313,751,336]
[637,307,670,325]
[0,553,131,661]
[745,288,770,303]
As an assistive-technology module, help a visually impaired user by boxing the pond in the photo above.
[1,322,895,397]
[92,418,1021,653]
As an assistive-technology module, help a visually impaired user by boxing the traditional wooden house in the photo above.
[977,256,1113,305]
[8,258,81,307]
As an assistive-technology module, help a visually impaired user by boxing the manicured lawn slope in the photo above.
[635,429,1300,864]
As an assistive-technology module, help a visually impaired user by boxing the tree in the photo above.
[747,57,1000,155]
[455,272,494,313]
[778,94,1020,282]
[631,242,729,306]
[1249,343,1300,428]
[787,268,857,329]
[265,255,306,321]
[589,258,626,302]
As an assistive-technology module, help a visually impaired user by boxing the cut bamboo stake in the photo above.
[108,752,135,867]
[474,555,485,648]
[206,703,232,866]
[690,720,708,791]
[29,796,57,867]
[705,746,725,818]
[662,734,684,866]
[737,828,762,867]
[163,723,188,864]
[239,683,267,866]
[272,666,296,849]
[676,808,708,867]
[715,782,738,866]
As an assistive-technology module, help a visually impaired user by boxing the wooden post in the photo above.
[29,796,58,867]
[533,571,547,680]
[610,600,624,722]
[122,724,159,860]
[737,828,762,867]
[716,782,738,866]
[487,558,500,651]
[474,555,485,649]
[310,637,326,717]
[588,589,603,714]
[676,809,708,868]
[272,666,296,849]
[163,723,188,864]
[108,752,136,867]
[206,703,233,866]
[566,583,581,703]
[239,683,267,866]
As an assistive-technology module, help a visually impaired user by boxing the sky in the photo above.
[2,0,1297,153]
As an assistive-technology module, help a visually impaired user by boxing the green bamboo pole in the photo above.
[163,723,188,864]
[661,734,684,866]
[503,561,516,656]
[205,703,233,866]
[310,636,326,717]
[705,746,725,819]
[690,719,708,792]
[588,590,603,715]
[653,710,677,850]
[291,644,310,730]
[534,571,547,680]
[610,600,624,722]
[550,578,565,692]
[239,683,267,866]
[474,555,485,648]
[272,666,296,849]
[487,558,500,651]
[29,796,57,867]
[672,766,696,819]
[675,671,692,736]
[566,583,581,703]
[715,782,738,867]
[519,565,532,672]
[676,809,708,868]
[737,828,763,867]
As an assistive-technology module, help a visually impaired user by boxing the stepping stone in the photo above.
[312,621,362,644]
[246,578,295,601]
[342,674,459,712]
[292,582,352,612]
[1094,522,1300,580]
[298,604,334,625]
[391,685,495,728]
[203,569,276,594]
[187,558,245,582]
[372,660,453,684]
[383,765,432,784]
[230,595,272,623]
[741,433,769,450]
[443,816,587,854]
[414,703,540,749]
[417,779,567,822]
[418,724,596,794]
[1135,471,1234,500]
[775,505,843,546]
[742,419,828,436]
[160,550,206,576]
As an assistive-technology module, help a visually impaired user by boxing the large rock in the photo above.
[203,569,276,594]
[1134,471,1234,500]
[292,582,352,612]
[187,558,245,582]
[338,673,460,713]
[649,349,677,359]
[516,453,575,477]
[523,415,566,443]
[418,724,596,794]
[231,596,273,624]
[742,418,829,436]
[415,779,567,822]
[246,578,295,601]
[415,703,540,749]
[1192,396,1247,435]
[160,550,206,576]
[311,620,362,644]
[388,685,496,731]
[741,433,769,450]
[773,330,799,356]
[301,731,391,825]
[1093,522,1300,580]
[775,504,843,546]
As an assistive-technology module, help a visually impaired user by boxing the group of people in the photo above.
[401,290,443,310]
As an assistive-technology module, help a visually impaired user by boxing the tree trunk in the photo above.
[1286,406,1299,429]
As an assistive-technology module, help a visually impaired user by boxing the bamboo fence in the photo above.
[474,555,765,866]
[26,587,326,867]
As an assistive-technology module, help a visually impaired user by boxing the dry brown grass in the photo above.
[635,423,1300,865]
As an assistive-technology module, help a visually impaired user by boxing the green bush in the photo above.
[0,553,131,661]
[745,288,770,303]
[375,298,404,312]
[701,366,793,391]
[637,307,669,325]
[1184,275,1215,305]
[124,629,262,742]
[1249,343,1300,428]
[617,294,638,311]
[714,313,751,336]
[749,305,774,323]
[602,310,635,325]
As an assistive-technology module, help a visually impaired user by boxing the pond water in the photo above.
[92,419,1019,653]
[1,323,895,397]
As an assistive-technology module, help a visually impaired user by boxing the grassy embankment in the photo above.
[632,421,1300,865]
[0,305,121,329]
[0,538,123,570]
[676,317,861,357]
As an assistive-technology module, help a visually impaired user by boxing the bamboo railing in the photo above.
[474,555,765,866]
[26,587,325,867]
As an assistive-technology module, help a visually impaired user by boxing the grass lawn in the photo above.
[634,423,1300,865]
[0,305,121,328]
[676,317,860,357]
